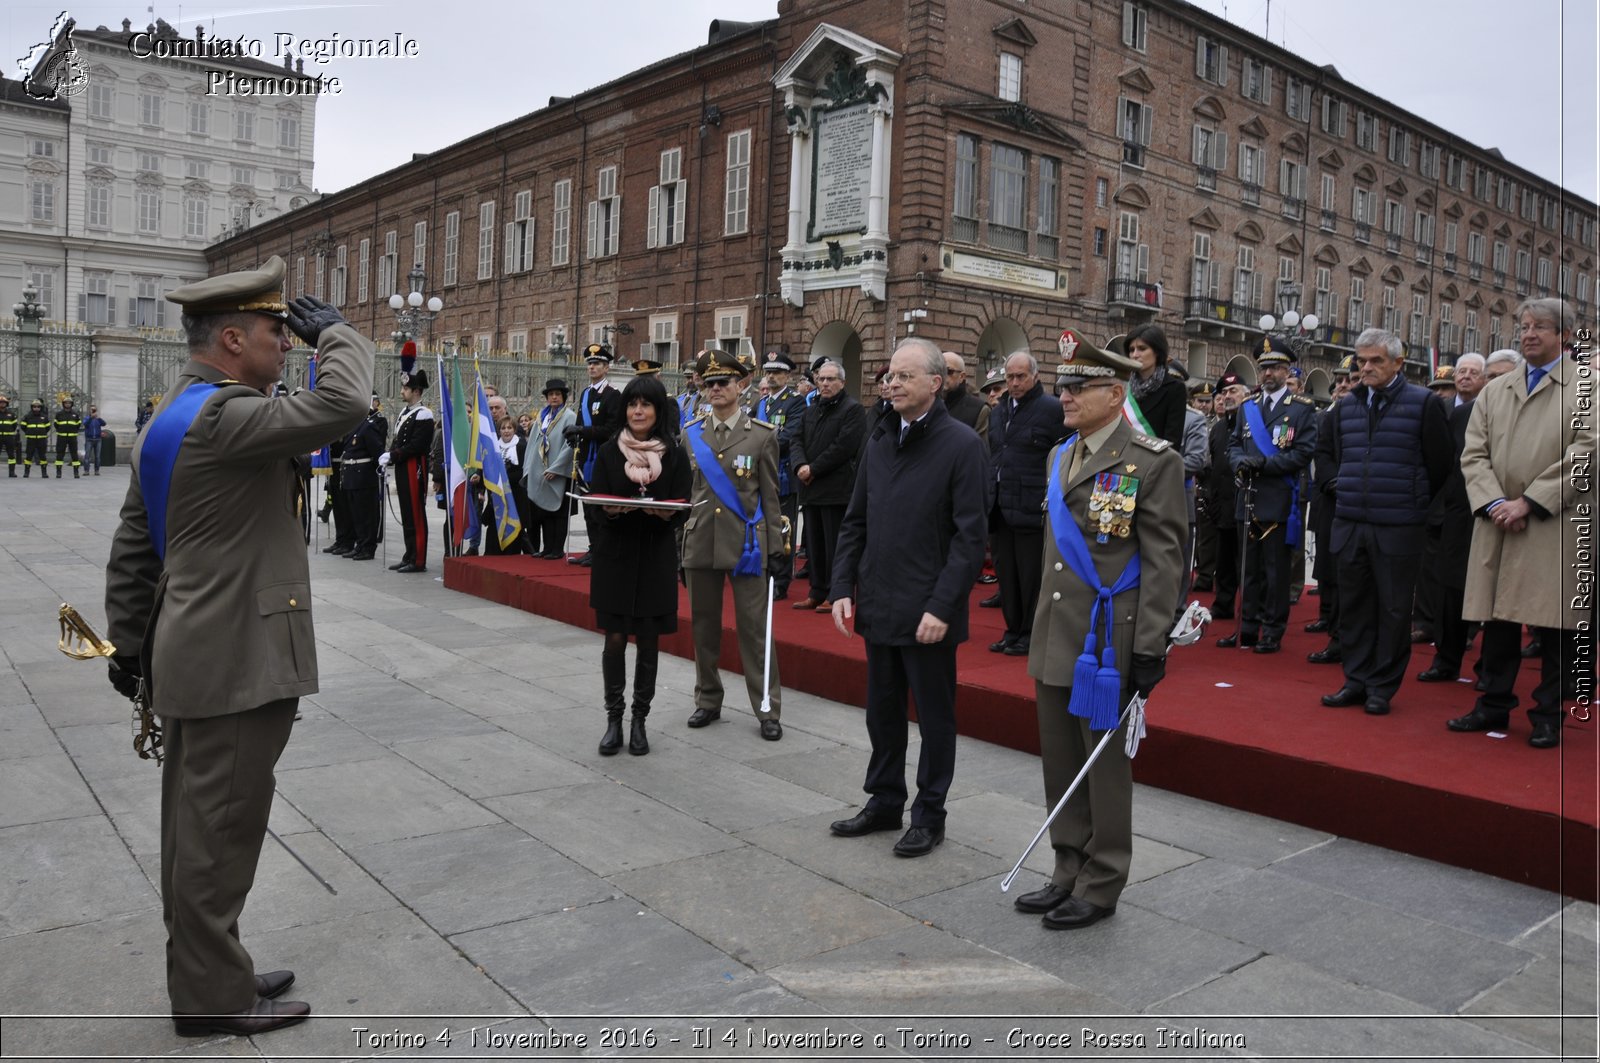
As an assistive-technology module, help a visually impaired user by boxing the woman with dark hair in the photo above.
[1124,324,1187,446]
[588,374,692,756]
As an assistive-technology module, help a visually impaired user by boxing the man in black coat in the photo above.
[1305,357,1354,663]
[755,352,808,600]
[1418,354,1485,682]
[788,359,867,611]
[828,337,988,858]
[1204,373,1247,619]
[941,350,990,443]
[340,395,388,561]
[1318,328,1454,715]
[1223,336,1319,653]
[987,351,1068,656]
[565,344,624,566]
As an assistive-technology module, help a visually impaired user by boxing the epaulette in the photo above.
[1130,432,1172,452]
[749,417,777,429]
[1291,395,1316,405]
[685,415,708,428]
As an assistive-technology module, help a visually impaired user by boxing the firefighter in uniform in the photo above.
[54,395,83,477]
[753,352,806,600]
[0,396,20,475]
[22,399,51,478]
[340,395,387,560]
[682,347,787,741]
[386,353,435,573]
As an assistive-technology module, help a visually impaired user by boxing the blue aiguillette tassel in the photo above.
[1068,633,1099,720]
[1089,645,1123,731]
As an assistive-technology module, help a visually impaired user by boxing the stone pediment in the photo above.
[1235,219,1265,242]
[1239,116,1269,139]
[1441,282,1460,300]
[1414,275,1431,293]
[1493,221,1512,238]
[774,22,902,107]
[1276,232,1303,254]
[1470,210,1489,228]
[85,165,116,181]
[1190,207,1222,230]
[1381,264,1405,284]
[1314,242,1341,265]
[1114,181,1151,209]
[1350,256,1374,276]
[1465,291,1483,308]
[1416,189,1436,209]
[1319,148,1345,171]
[1540,238,1557,255]
[1353,163,1377,184]
[1118,66,1155,93]
[1385,177,1409,197]
[942,101,1081,149]
[993,17,1038,48]
[1281,131,1307,155]
[1443,200,1463,219]
[1490,298,1507,313]
[1193,95,1227,122]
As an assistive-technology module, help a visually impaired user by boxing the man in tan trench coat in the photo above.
[1449,297,1596,748]
[105,257,373,1035]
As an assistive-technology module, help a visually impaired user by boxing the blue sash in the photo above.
[579,385,600,483]
[1240,399,1302,546]
[1048,436,1141,730]
[686,419,765,577]
[756,396,791,496]
[140,382,219,560]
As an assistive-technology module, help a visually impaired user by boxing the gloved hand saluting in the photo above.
[284,296,349,348]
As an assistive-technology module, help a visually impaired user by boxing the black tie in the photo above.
[898,423,911,446]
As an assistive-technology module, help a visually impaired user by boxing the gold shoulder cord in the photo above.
[57,604,162,763]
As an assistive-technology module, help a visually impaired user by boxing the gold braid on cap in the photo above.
[238,297,288,313]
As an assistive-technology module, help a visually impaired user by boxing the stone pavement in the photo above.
[0,466,1594,1061]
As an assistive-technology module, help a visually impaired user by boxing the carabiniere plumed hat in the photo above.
[695,347,750,382]
[167,256,288,319]
[1056,328,1139,382]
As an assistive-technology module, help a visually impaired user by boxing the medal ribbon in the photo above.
[685,419,765,577]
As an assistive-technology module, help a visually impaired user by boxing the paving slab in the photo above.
[0,701,59,760]
[391,730,601,798]
[1461,918,1600,1058]
[591,745,847,832]
[0,751,102,827]
[1132,783,1334,867]
[276,756,502,847]
[0,816,157,935]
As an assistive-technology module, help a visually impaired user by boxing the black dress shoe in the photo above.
[1447,709,1507,733]
[1307,645,1343,664]
[1521,638,1542,659]
[568,551,591,566]
[979,593,1001,608]
[1529,722,1562,748]
[829,808,902,837]
[1042,895,1115,930]
[773,587,788,601]
[978,573,999,584]
[388,561,405,569]
[255,970,294,999]
[760,718,783,741]
[395,563,426,573]
[347,551,375,561]
[1363,696,1390,715]
[1252,639,1281,654]
[1004,636,1031,656]
[173,997,310,1037]
[1416,667,1459,683]
[323,543,349,554]
[686,707,721,728]
[988,637,1013,653]
[1013,883,1072,914]
[1321,685,1366,707]
[1304,618,1330,633]
[893,825,944,857]
[1217,631,1257,648]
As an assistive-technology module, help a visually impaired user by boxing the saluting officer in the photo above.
[565,343,624,567]
[1013,330,1187,930]
[1221,335,1319,653]
[754,352,806,600]
[340,394,387,561]
[21,399,51,479]
[54,394,83,477]
[682,347,787,741]
[0,395,19,476]
[387,350,435,573]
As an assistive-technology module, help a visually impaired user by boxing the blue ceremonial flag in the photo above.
[308,353,331,475]
[472,365,521,550]
[439,354,479,550]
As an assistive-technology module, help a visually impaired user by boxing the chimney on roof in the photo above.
[122,18,131,32]
[195,25,204,43]
[549,96,571,107]
[283,51,293,70]
[708,19,760,45]
[295,58,304,74]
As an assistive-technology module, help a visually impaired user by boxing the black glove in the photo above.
[562,425,584,446]
[284,295,348,348]
[1236,455,1266,476]
[768,552,788,578]
[1129,653,1165,698]
[108,655,141,700]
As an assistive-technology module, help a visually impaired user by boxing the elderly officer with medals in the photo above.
[1013,329,1186,930]
[104,256,373,1036]
[682,347,787,740]
[1220,334,1318,653]
[565,343,624,566]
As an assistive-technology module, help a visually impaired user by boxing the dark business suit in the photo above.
[1228,390,1318,642]
[1426,400,1476,675]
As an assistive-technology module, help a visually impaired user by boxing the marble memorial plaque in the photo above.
[810,102,873,239]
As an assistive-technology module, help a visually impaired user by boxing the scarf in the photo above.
[1132,364,1168,402]
[617,430,665,487]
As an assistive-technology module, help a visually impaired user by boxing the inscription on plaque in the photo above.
[809,102,873,240]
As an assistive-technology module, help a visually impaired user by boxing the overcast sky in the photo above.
[5,0,1595,200]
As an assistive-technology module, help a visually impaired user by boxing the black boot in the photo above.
[629,646,657,756]
[598,645,626,756]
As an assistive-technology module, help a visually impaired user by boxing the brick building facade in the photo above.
[208,0,1598,398]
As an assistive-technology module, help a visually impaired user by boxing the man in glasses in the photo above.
[1012,329,1186,929]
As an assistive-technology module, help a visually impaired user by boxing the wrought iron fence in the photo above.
[0,325,96,406]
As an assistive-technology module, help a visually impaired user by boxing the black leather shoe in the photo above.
[347,551,375,561]
[1416,667,1459,683]
[979,593,1001,608]
[892,825,944,857]
[1003,636,1031,656]
[1252,639,1281,654]
[830,808,902,837]
[1013,883,1072,914]
[1521,638,1542,659]
[1321,685,1366,707]
[686,707,721,728]
[1217,631,1257,648]
[1447,709,1506,733]
[760,718,783,741]
[1529,722,1562,748]
[988,638,1013,653]
[1042,895,1115,930]
[978,572,999,584]
[173,997,310,1037]
[255,971,294,1000]
[387,560,405,569]
[1307,645,1343,664]
[1304,618,1330,633]
[395,563,426,573]
[1363,696,1391,715]
[322,543,348,554]
[773,587,788,602]
[1210,603,1235,620]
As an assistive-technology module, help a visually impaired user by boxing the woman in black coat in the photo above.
[588,375,692,757]
[1124,323,1187,446]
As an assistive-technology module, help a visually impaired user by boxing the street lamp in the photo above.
[1258,279,1319,335]
[389,265,444,345]
[546,326,571,363]
[13,283,47,400]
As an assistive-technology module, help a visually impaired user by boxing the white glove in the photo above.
[377,453,392,468]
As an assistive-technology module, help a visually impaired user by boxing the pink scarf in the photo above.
[617,431,665,487]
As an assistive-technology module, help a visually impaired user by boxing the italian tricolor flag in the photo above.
[1122,391,1155,435]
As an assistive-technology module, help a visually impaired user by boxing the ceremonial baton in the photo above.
[759,575,776,716]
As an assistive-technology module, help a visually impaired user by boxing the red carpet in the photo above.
[446,555,1599,902]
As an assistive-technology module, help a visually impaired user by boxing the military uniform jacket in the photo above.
[680,409,784,571]
[1029,418,1188,688]
[390,403,435,463]
[1227,391,1318,522]
[340,411,388,490]
[756,385,807,497]
[574,380,624,478]
[104,323,374,719]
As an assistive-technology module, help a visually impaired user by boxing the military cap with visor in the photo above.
[1055,328,1139,382]
[695,347,750,382]
[167,255,288,320]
